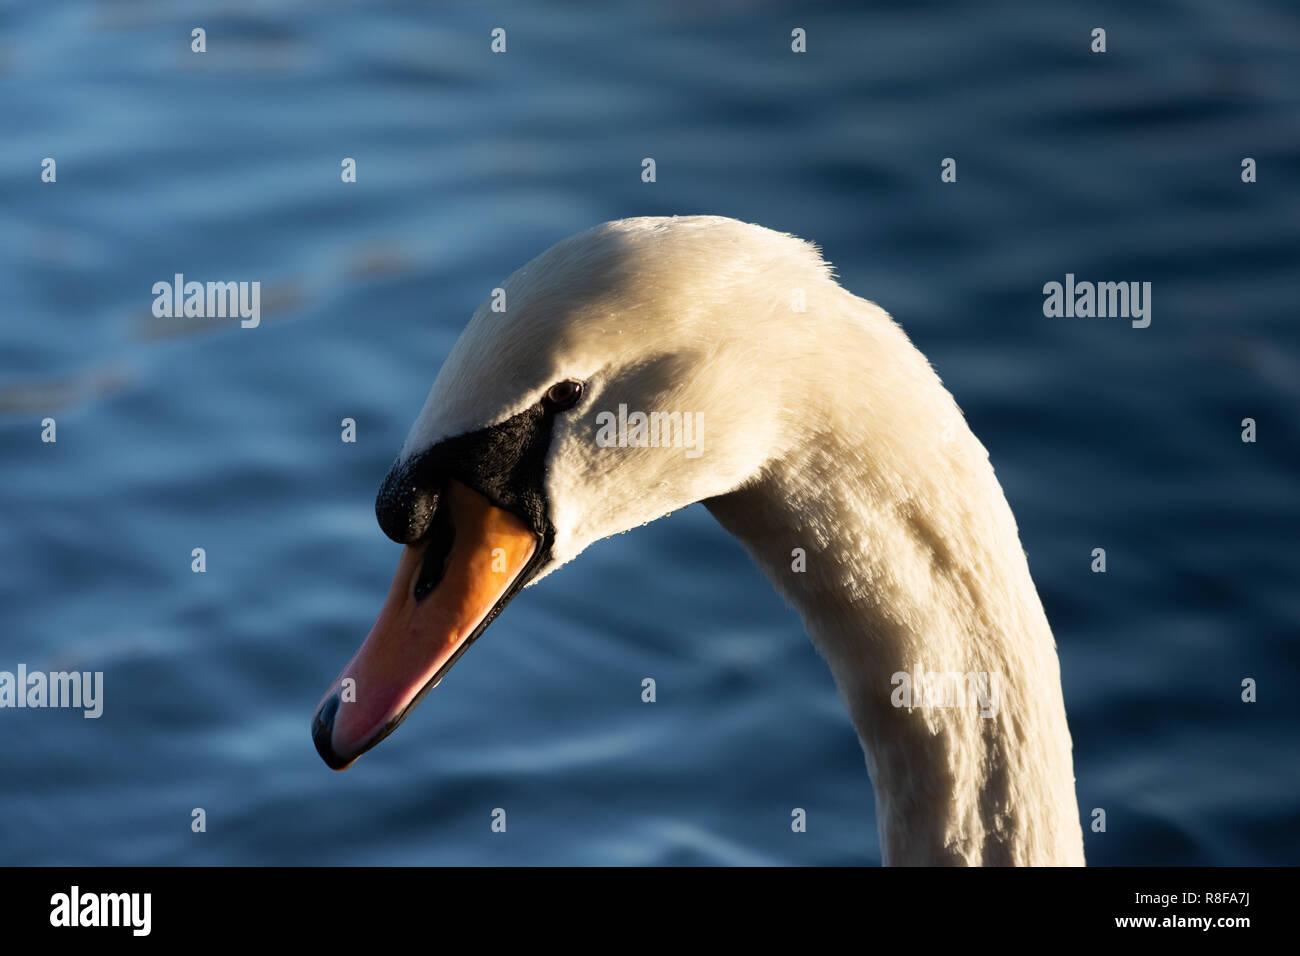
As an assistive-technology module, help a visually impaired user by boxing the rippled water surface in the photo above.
[2,0,1298,864]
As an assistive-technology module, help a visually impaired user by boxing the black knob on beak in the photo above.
[375,456,439,544]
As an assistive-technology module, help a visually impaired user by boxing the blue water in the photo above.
[2,0,1298,865]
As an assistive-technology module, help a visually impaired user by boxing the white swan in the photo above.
[312,215,1085,866]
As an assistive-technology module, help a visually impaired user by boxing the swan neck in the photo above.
[706,424,1085,865]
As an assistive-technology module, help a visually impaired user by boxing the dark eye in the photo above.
[544,379,583,410]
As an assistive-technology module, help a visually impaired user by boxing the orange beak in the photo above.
[312,479,538,769]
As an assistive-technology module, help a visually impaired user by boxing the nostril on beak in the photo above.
[413,501,457,603]
[312,693,349,770]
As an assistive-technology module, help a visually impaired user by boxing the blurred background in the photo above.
[1,0,1298,864]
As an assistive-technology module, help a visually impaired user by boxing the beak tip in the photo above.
[314,480,539,768]
[311,692,356,771]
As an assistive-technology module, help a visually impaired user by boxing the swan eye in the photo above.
[544,379,583,410]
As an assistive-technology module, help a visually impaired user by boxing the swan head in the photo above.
[312,216,838,769]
